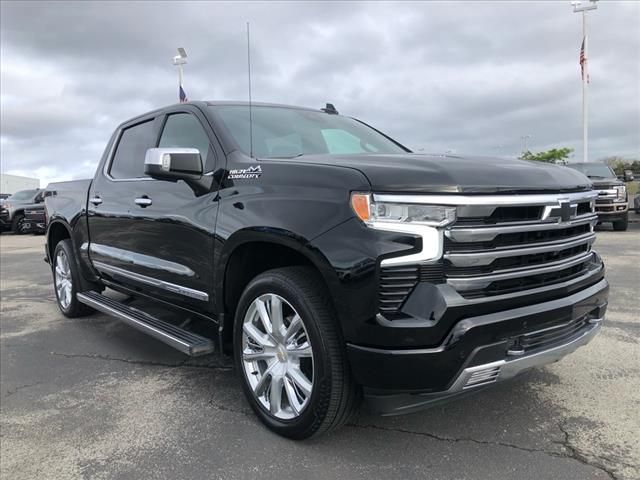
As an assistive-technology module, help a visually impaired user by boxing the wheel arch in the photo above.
[46,219,73,262]
[217,228,342,348]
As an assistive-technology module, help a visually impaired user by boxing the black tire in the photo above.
[613,214,628,232]
[11,213,26,234]
[233,266,360,439]
[52,239,94,317]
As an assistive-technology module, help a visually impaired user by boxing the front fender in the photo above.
[214,226,343,315]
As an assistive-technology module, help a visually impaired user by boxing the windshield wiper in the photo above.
[586,175,607,179]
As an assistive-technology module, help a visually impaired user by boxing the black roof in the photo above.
[205,100,322,112]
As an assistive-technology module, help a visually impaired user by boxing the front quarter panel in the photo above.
[214,153,372,311]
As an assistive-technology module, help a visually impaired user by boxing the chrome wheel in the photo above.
[241,293,314,420]
[55,250,73,309]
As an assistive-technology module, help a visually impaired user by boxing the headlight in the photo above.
[350,193,456,227]
[614,185,626,201]
[350,193,456,266]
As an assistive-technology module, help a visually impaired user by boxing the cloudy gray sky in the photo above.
[1,0,639,186]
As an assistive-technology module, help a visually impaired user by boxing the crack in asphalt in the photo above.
[557,421,619,480]
[349,422,618,479]
[3,381,43,398]
[207,398,253,417]
[49,351,233,371]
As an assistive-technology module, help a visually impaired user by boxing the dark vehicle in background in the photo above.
[23,205,46,234]
[45,101,608,439]
[565,163,629,231]
[634,195,640,214]
[0,188,44,234]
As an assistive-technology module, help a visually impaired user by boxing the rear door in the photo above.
[87,107,221,314]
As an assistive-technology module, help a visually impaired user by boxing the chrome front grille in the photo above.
[443,191,599,299]
[376,191,601,315]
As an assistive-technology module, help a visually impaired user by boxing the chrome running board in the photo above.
[77,291,215,356]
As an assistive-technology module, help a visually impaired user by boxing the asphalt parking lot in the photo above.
[1,219,638,480]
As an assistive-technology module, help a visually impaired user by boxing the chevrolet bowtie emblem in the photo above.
[560,201,572,222]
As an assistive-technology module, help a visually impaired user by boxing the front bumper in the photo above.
[595,201,627,222]
[348,278,608,415]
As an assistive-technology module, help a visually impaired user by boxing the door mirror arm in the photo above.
[144,148,210,196]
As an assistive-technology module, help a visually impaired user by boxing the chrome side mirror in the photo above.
[144,148,203,181]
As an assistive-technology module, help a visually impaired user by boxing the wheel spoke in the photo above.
[253,361,278,395]
[55,264,65,277]
[286,365,312,397]
[243,322,275,348]
[283,376,302,415]
[269,296,284,339]
[256,299,272,335]
[269,375,284,415]
[287,342,312,358]
[285,314,302,341]
[243,349,276,362]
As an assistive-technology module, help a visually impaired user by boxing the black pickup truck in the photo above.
[46,101,608,439]
[0,188,44,233]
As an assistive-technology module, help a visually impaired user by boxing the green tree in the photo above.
[599,156,640,175]
[520,147,574,164]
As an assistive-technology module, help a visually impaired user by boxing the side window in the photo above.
[159,114,211,166]
[109,120,156,179]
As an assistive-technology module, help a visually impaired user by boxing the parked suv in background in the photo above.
[565,163,629,231]
[45,101,608,439]
[0,188,44,234]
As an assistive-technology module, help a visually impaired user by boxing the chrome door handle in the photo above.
[134,197,152,207]
[89,197,103,206]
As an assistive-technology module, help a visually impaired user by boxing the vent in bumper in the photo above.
[519,315,590,352]
[464,366,501,389]
[379,264,444,315]
[378,266,419,314]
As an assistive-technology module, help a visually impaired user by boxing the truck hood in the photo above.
[288,153,593,194]
[587,177,624,188]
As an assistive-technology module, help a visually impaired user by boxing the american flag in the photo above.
[179,85,188,103]
[579,37,589,83]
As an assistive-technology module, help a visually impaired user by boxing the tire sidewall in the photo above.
[12,214,25,234]
[233,271,334,437]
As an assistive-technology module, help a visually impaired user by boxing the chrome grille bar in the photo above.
[446,214,597,243]
[444,232,595,267]
[447,251,593,291]
[373,191,597,206]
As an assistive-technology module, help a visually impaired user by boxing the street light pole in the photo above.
[572,0,598,162]
[521,135,532,154]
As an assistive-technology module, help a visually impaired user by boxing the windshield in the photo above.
[7,189,38,201]
[212,105,407,158]
[566,163,615,178]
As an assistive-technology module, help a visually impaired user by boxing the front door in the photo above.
[87,107,221,314]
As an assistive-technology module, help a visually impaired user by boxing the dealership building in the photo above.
[0,173,40,195]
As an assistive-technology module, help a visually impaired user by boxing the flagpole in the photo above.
[572,0,598,163]
[173,48,188,103]
[582,10,588,162]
